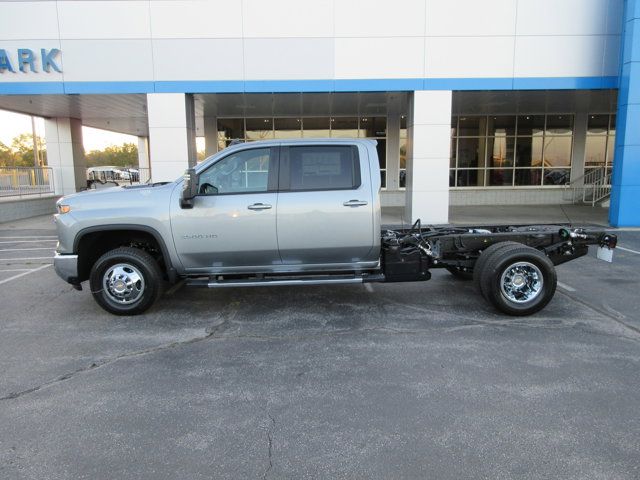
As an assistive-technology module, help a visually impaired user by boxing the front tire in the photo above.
[89,247,163,315]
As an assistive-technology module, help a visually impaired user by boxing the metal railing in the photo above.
[562,166,612,206]
[0,166,55,199]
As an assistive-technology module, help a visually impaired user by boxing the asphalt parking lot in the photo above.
[1,215,640,479]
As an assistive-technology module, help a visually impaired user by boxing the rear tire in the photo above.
[89,247,163,316]
[473,241,521,298]
[480,246,557,316]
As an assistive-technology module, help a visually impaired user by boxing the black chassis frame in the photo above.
[385,223,618,271]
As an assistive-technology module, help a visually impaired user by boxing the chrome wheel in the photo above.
[499,261,543,304]
[103,263,145,305]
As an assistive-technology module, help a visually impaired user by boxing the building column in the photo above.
[147,93,197,182]
[385,114,400,191]
[204,116,218,157]
[405,90,452,224]
[137,136,149,169]
[610,0,640,226]
[44,117,86,196]
[571,112,588,187]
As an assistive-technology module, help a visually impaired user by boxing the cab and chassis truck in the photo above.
[53,139,617,316]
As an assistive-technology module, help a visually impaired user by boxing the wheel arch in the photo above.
[73,224,177,283]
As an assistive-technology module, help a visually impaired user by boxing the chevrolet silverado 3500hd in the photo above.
[53,139,617,316]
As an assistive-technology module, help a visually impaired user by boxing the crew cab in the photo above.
[53,139,617,316]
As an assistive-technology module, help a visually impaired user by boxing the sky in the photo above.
[0,109,137,151]
[0,109,205,153]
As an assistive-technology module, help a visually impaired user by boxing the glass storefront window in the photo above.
[486,136,515,168]
[514,169,542,186]
[302,117,330,138]
[457,137,483,169]
[543,136,572,167]
[451,114,574,187]
[488,169,513,186]
[586,114,616,171]
[516,115,545,136]
[487,116,516,136]
[399,116,407,189]
[359,117,386,138]
[274,117,302,138]
[545,115,573,136]
[543,168,571,185]
[245,118,274,141]
[458,116,487,136]
[585,135,607,166]
[330,117,358,138]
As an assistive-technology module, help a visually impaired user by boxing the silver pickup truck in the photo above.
[53,138,617,316]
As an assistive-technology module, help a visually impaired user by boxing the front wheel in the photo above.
[480,246,557,316]
[89,247,163,315]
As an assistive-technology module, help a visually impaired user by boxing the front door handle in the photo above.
[343,199,368,207]
[247,203,272,210]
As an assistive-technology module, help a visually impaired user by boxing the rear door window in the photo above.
[282,145,360,191]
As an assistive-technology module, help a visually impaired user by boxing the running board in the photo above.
[186,273,385,288]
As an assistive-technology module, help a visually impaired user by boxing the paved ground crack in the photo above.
[0,310,237,402]
[262,412,276,480]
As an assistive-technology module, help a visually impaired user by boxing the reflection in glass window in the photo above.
[274,118,302,138]
[543,168,571,185]
[487,116,516,136]
[516,115,544,136]
[245,118,274,141]
[457,137,483,169]
[545,115,573,136]
[487,136,514,168]
[330,117,358,138]
[451,114,575,187]
[543,136,572,167]
[488,169,513,186]
[458,116,486,136]
[515,136,543,167]
[198,148,270,194]
[302,117,330,138]
[586,114,616,170]
[399,116,407,189]
[288,145,358,191]
[359,117,386,138]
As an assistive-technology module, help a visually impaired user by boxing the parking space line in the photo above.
[365,283,374,292]
[0,257,54,261]
[0,236,57,239]
[0,240,57,244]
[617,246,640,256]
[0,247,54,252]
[0,264,51,285]
[557,281,576,292]
[0,269,35,272]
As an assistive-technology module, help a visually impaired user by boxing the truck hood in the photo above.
[58,182,174,205]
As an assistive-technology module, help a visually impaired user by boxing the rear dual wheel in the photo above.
[473,242,557,316]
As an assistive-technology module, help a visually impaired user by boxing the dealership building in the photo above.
[0,0,639,226]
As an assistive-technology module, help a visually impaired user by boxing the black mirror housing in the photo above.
[180,168,198,209]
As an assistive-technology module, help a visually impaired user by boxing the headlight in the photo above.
[57,204,71,214]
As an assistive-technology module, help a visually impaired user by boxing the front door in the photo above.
[170,146,281,272]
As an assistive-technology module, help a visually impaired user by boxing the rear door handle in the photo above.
[247,203,272,210]
[343,199,368,207]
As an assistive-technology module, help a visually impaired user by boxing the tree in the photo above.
[0,134,46,167]
[85,143,138,168]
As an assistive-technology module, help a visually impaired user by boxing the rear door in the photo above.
[276,143,376,266]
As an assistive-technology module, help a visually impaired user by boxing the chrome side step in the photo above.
[186,273,385,288]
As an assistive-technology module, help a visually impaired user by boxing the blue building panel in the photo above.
[610,0,640,226]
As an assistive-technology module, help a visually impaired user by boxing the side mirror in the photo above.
[180,168,198,209]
